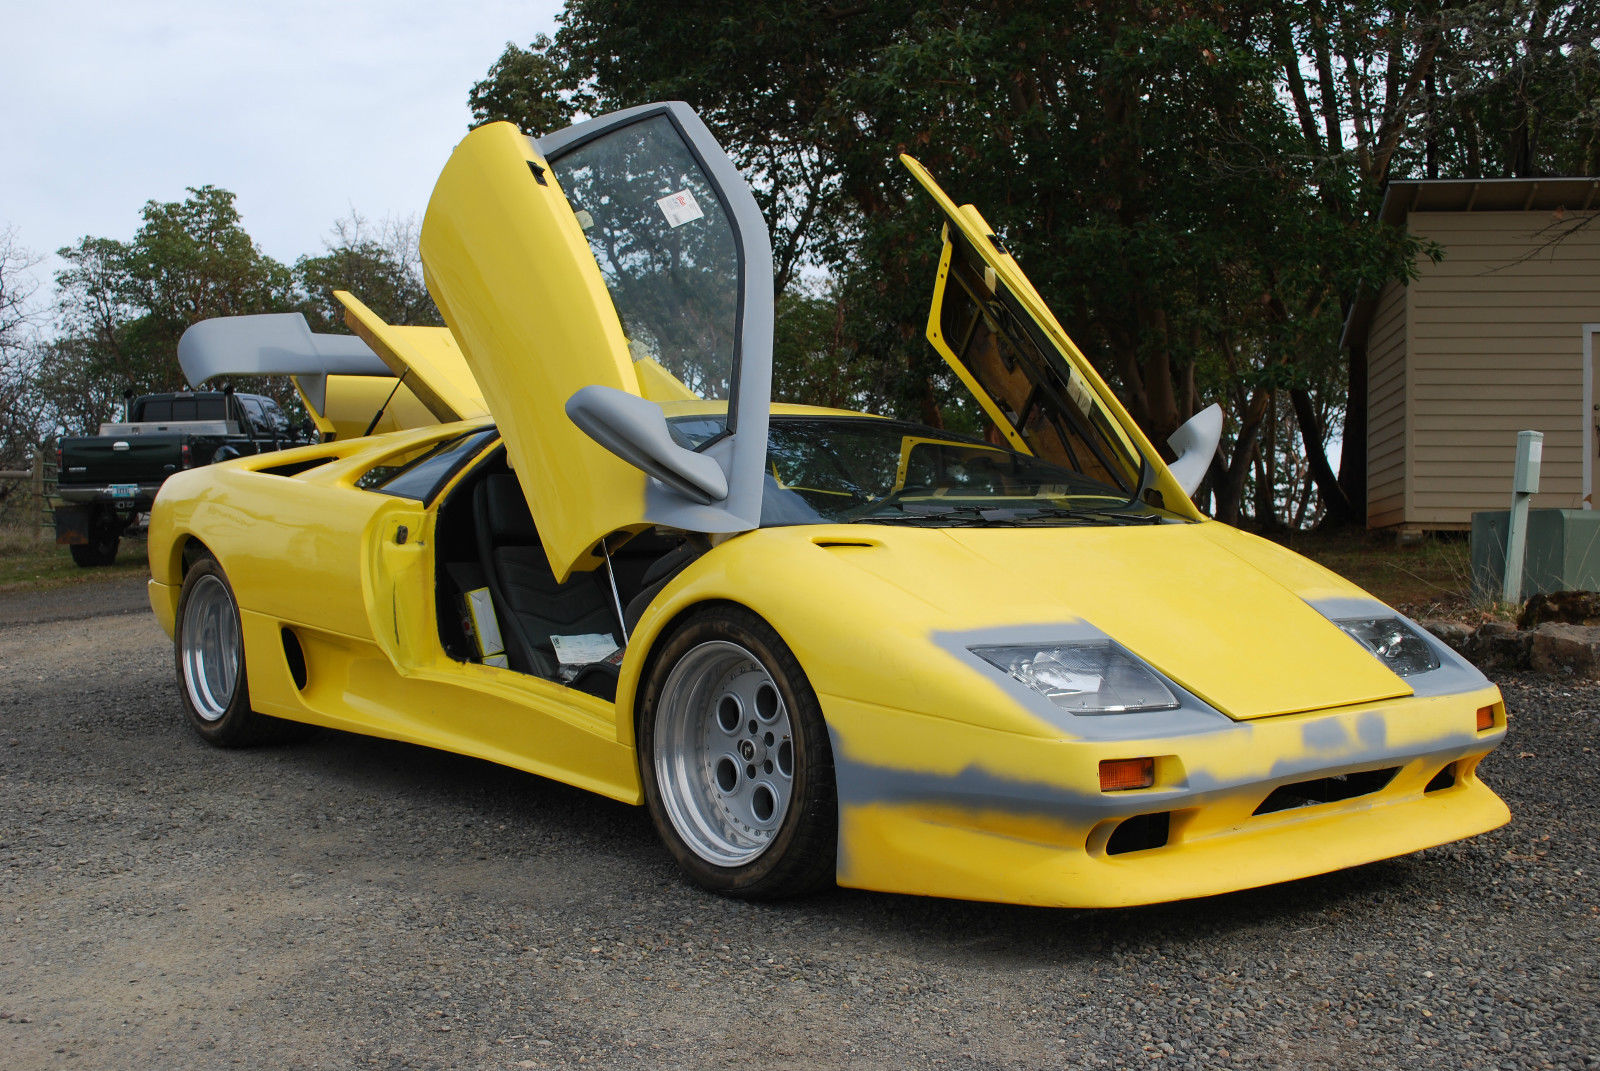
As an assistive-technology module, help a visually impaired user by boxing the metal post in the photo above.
[1503,430,1543,604]
[30,450,45,542]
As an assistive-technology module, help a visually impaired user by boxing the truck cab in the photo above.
[55,390,306,566]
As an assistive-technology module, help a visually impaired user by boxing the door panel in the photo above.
[421,105,775,581]
[903,155,1201,516]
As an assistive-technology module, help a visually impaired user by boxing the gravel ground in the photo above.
[1,577,1596,1070]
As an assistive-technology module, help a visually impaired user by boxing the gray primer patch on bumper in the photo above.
[830,715,1493,827]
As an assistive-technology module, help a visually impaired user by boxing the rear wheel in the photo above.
[175,557,308,746]
[69,506,122,567]
[69,534,119,567]
[638,606,836,898]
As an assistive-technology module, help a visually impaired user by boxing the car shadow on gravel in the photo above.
[210,719,1446,963]
[810,857,1426,960]
[280,727,660,849]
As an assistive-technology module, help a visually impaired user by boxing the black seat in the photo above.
[471,474,621,693]
[623,543,700,632]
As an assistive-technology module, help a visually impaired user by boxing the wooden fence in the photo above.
[0,448,58,540]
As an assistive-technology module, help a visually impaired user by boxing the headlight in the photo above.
[971,642,1179,714]
[1333,616,1440,677]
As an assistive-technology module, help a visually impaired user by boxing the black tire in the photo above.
[69,534,119,567]
[174,556,310,746]
[638,605,836,899]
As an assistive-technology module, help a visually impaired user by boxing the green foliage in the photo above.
[468,35,578,137]
[51,186,296,414]
[473,0,1597,527]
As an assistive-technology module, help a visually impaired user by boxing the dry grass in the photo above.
[1270,526,1505,623]
[0,523,150,592]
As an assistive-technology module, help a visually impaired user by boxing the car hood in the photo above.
[812,520,1411,720]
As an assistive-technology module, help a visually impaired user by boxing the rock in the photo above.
[1464,621,1532,671]
[1518,590,1600,629]
[1528,622,1600,679]
[1420,620,1473,651]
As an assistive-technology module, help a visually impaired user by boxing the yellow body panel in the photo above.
[616,523,1507,907]
[634,357,700,402]
[148,425,1508,907]
[616,524,1414,738]
[420,122,653,582]
[334,290,488,422]
[147,425,639,803]
[295,374,441,441]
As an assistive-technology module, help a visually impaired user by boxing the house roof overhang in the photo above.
[1339,176,1600,351]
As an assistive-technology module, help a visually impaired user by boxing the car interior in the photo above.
[431,445,703,701]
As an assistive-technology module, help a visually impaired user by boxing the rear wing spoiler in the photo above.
[177,312,389,385]
[176,310,483,441]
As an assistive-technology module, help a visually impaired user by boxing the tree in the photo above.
[469,35,579,138]
[295,212,441,334]
[490,2,1360,520]
[474,1,1600,527]
[0,226,42,473]
[52,186,296,412]
[1271,0,1600,524]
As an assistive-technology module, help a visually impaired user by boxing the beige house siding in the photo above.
[1366,279,1409,527]
[1398,210,1600,528]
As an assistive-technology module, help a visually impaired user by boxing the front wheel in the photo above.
[174,557,307,746]
[638,606,836,898]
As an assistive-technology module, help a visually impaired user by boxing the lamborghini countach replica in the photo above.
[148,102,1509,907]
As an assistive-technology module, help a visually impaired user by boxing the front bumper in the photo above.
[823,685,1508,908]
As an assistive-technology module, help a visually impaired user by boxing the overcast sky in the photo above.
[4,0,562,286]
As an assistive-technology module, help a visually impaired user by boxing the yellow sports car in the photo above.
[148,102,1508,907]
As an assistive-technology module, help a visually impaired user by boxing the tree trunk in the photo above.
[1211,390,1271,524]
[1290,385,1357,527]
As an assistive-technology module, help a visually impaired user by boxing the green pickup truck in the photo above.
[54,390,309,566]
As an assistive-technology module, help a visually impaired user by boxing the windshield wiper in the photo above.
[847,496,1164,528]
[861,503,1162,527]
[855,505,993,527]
[999,503,1163,525]
[841,485,935,522]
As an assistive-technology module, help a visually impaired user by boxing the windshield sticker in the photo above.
[656,189,705,228]
[574,208,595,230]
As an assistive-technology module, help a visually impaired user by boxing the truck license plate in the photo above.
[110,483,138,500]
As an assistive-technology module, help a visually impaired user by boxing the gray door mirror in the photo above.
[1166,403,1223,498]
[565,385,729,505]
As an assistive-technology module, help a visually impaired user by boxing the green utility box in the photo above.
[1470,508,1600,602]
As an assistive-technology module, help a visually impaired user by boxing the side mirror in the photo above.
[566,385,729,505]
[1166,403,1223,498]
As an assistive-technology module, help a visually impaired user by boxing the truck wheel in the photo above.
[69,534,119,567]
[175,556,311,746]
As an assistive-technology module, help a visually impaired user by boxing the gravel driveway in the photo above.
[1,576,1596,1070]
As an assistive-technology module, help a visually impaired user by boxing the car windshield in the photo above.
[669,415,1169,528]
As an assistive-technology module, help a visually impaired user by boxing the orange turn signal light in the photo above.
[1099,757,1155,792]
[1476,705,1497,731]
